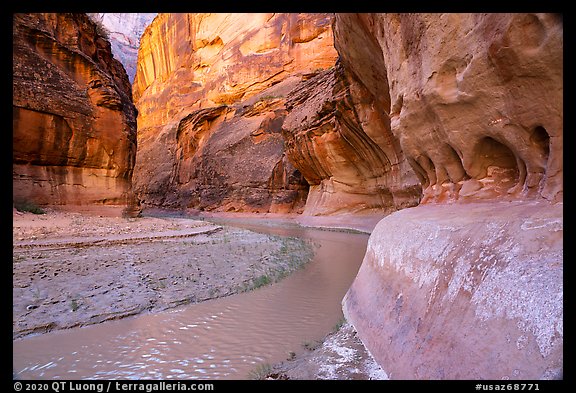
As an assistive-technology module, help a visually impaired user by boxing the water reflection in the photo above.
[14,220,368,380]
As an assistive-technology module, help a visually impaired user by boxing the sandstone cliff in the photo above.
[12,12,563,379]
[13,13,137,206]
[132,13,338,212]
[344,201,562,379]
[87,13,157,83]
[282,61,421,216]
[335,13,563,379]
[334,13,562,204]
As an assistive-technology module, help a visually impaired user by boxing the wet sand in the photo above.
[268,322,388,380]
[13,207,314,339]
[13,206,387,380]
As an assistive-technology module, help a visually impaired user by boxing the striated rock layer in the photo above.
[336,13,563,379]
[132,13,338,212]
[334,13,562,204]
[282,61,421,216]
[137,78,310,213]
[13,13,137,206]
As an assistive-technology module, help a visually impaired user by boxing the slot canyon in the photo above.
[13,12,562,380]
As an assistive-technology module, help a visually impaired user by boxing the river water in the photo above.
[13,218,369,380]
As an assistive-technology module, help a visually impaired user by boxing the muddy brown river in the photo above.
[13,219,369,379]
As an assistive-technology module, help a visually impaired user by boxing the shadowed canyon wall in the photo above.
[336,13,563,379]
[132,13,338,213]
[13,13,137,206]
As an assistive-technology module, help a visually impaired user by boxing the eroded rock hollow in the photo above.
[334,13,562,205]
[13,13,137,206]
[336,13,563,379]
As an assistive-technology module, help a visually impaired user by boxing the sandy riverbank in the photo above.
[260,322,388,380]
[13,205,388,380]
[170,207,385,234]
[13,207,314,339]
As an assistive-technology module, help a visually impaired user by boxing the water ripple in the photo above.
[13,226,368,380]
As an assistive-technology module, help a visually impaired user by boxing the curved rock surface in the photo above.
[334,13,562,204]
[343,201,563,379]
[282,61,421,216]
[132,13,337,212]
[13,13,137,206]
[335,13,563,379]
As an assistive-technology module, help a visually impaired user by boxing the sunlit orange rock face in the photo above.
[13,13,137,206]
[132,13,337,212]
[334,13,562,205]
[336,13,563,379]
[282,61,422,216]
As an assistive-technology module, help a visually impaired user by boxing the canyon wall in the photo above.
[132,13,338,213]
[282,60,421,216]
[337,13,563,379]
[87,13,157,83]
[344,201,563,379]
[334,13,562,204]
[12,12,563,379]
[13,13,137,206]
